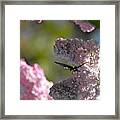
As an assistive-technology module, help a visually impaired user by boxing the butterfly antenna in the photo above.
[74,62,88,70]
[78,62,88,67]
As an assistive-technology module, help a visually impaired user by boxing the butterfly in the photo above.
[54,61,87,72]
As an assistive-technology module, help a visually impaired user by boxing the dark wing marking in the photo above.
[54,61,74,71]
[73,62,88,71]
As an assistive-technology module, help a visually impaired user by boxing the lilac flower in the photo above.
[49,76,81,100]
[50,38,100,100]
[73,20,95,32]
[54,38,99,65]
[20,59,53,100]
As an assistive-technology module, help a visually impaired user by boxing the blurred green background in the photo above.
[20,20,100,82]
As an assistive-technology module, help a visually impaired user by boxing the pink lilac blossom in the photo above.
[50,38,100,100]
[73,20,95,33]
[20,59,53,100]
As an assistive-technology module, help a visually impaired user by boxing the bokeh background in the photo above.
[20,20,100,82]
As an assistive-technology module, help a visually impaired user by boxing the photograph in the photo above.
[20,20,100,100]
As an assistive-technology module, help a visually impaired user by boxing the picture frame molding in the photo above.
[0,0,119,119]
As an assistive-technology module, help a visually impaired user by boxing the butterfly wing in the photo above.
[54,61,74,71]
[73,62,88,71]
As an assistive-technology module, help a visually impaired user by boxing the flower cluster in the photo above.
[73,20,95,32]
[49,74,99,100]
[20,59,53,100]
[49,76,81,100]
[54,38,99,65]
[50,38,100,100]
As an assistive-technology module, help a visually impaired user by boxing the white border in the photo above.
[5,5,115,115]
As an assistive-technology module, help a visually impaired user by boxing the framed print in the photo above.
[0,0,120,119]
